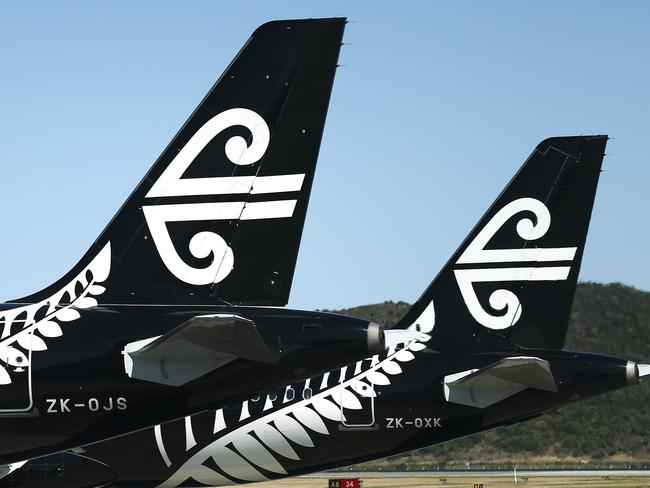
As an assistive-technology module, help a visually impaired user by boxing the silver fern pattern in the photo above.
[0,243,111,389]
[157,304,434,488]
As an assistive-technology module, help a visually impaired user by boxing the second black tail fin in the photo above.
[397,136,608,350]
[12,18,345,307]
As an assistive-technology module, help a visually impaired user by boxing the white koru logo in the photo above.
[143,108,305,286]
[454,197,577,330]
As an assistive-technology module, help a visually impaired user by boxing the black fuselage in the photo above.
[0,305,376,464]
[40,333,634,488]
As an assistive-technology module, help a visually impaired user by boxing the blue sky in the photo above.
[0,1,648,310]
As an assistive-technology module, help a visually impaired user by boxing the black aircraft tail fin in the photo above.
[396,136,608,350]
[12,18,345,306]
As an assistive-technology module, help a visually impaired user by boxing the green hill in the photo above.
[332,282,650,468]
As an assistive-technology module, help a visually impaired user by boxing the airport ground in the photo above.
[256,473,650,487]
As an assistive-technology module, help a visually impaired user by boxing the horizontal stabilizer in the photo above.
[384,329,431,348]
[639,364,650,379]
[0,461,27,480]
[444,356,557,408]
[123,314,276,386]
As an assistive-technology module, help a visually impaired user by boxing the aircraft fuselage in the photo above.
[0,305,377,464]
[67,340,637,487]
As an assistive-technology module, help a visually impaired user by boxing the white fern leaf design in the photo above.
[88,244,111,282]
[334,387,363,410]
[367,370,390,385]
[381,360,402,375]
[0,243,111,389]
[38,321,63,338]
[395,349,415,362]
[408,300,435,333]
[55,308,81,322]
[311,397,344,421]
[253,425,299,460]
[292,406,328,435]
[88,284,106,296]
[0,346,29,368]
[231,433,287,474]
[213,409,227,434]
[272,414,313,447]
[74,297,98,309]
[0,366,10,385]
[349,379,376,398]
[159,335,427,488]
[410,341,428,351]
[211,447,267,482]
[17,334,47,352]
[187,465,230,486]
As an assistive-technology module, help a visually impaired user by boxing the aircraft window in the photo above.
[303,388,313,400]
[285,387,295,402]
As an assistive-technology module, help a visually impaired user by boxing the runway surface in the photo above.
[254,472,650,488]
[312,470,650,477]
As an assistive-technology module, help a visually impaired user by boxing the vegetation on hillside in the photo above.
[332,283,650,467]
